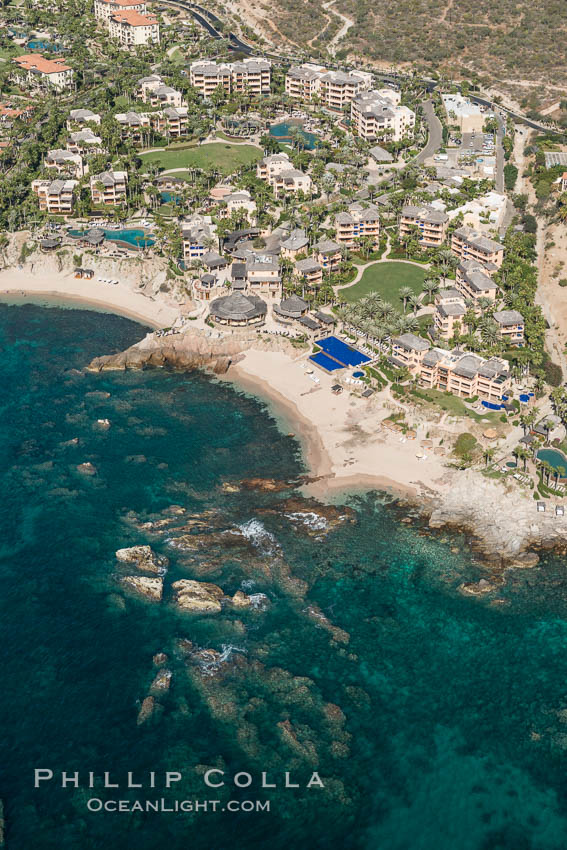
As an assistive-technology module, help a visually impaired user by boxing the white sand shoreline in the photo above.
[0,268,180,330]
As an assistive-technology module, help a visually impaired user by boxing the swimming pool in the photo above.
[160,192,181,205]
[269,122,318,150]
[537,448,567,476]
[310,352,342,372]
[316,337,371,368]
[27,40,62,51]
[69,228,155,249]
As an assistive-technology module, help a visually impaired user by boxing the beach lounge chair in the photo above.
[556,505,565,516]
[537,501,546,512]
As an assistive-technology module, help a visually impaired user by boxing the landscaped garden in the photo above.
[139,143,262,174]
[341,261,426,311]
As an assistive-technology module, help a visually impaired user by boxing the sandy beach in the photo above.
[228,348,453,501]
[0,267,179,330]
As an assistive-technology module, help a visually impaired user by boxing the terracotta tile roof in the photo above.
[111,10,157,25]
[13,54,71,74]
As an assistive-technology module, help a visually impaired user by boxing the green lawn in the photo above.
[139,143,262,174]
[342,261,426,312]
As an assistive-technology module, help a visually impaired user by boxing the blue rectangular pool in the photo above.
[315,336,371,367]
[309,352,343,372]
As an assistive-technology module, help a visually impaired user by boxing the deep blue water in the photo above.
[2,303,567,849]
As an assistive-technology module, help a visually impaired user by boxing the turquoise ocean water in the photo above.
[2,303,567,849]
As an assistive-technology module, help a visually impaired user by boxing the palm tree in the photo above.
[399,286,414,313]
[483,447,495,467]
[407,294,421,316]
[479,319,500,348]
[421,278,439,304]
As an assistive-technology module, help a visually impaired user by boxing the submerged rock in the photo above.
[240,478,290,492]
[153,652,168,666]
[116,545,168,575]
[77,462,97,476]
[137,696,156,725]
[121,575,163,602]
[458,579,497,596]
[172,580,224,613]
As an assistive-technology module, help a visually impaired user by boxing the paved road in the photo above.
[495,113,505,194]
[414,101,443,164]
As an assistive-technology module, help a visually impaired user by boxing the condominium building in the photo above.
[419,350,510,402]
[115,110,151,141]
[108,10,160,47]
[451,227,504,269]
[335,202,380,248]
[32,178,77,214]
[294,257,323,289]
[391,333,511,401]
[256,152,311,198]
[313,238,342,271]
[433,294,466,341]
[351,90,415,142]
[161,106,189,138]
[67,128,104,155]
[281,229,309,259]
[399,205,448,247]
[12,54,73,90]
[284,64,372,108]
[45,148,85,178]
[94,0,146,21]
[189,58,271,98]
[181,215,218,262]
[455,260,498,305]
[493,310,525,346]
[247,257,281,297]
[222,190,257,223]
[138,75,184,107]
[90,170,128,206]
[66,109,101,130]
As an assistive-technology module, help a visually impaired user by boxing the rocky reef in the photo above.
[116,545,168,575]
[121,575,163,602]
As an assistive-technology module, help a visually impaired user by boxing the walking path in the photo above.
[335,236,430,292]
[322,0,354,56]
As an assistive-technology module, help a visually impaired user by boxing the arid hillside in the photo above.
[231,0,567,109]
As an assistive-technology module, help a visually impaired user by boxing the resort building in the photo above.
[399,205,448,247]
[189,59,271,98]
[108,10,160,47]
[351,90,415,142]
[94,0,147,21]
[391,333,511,401]
[115,111,151,141]
[419,350,510,402]
[247,257,281,298]
[442,93,486,133]
[294,257,323,289]
[390,333,431,373]
[218,189,257,223]
[138,75,185,107]
[433,296,466,341]
[160,107,189,138]
[281,229,309,259]
[181,215,218,262]
[66,109,101,129]
[90,170,128,206]
[455,260,498,305]
[209,292,267,327]
[31,178,77,214]
[12,54,73,91]
[313,239,342,271]
[335,202,380,248]
[493,310,525,346]
[67,128,104,155]
[451,227,504,269]
[45,149,85,178]
[284,64,372,108]
[273,294,309,323]
[257,152,311,198]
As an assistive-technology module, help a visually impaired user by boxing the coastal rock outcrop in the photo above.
[121,575,163,602]
[116,545,168,575]
[171,580,225,613]
[86,330,259,375]
[150,668,172,694]
[137,696,156,725]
